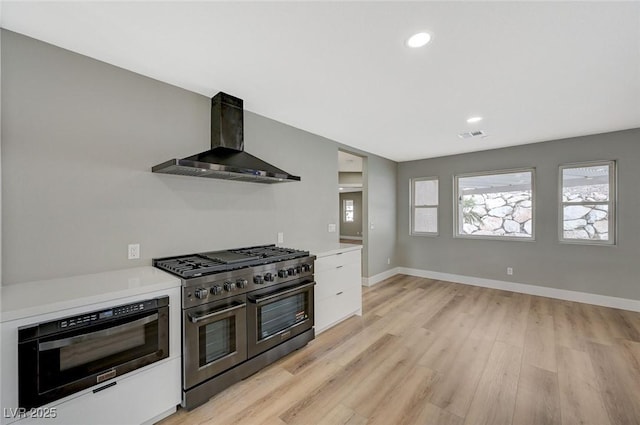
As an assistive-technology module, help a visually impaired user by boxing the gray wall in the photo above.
[339,191,362,238]
[1,30,346,285]
[365,154,398,277]
[336,146,398,278]
[338,172,363,185]
[0,28,3,280]
[397,128,640,300]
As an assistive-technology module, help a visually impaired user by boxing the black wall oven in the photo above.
[18,297,169,410]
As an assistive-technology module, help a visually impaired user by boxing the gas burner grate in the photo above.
[154,245,310,279]
[229,245,308,262]
[154,255,231,278]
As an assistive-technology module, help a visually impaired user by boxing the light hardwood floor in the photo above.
[158,275,640,425]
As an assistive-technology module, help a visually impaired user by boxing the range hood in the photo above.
[152,92,301,183]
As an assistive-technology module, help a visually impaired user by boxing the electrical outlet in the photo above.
[328,224,337,233]
[507,267,513,276]
[128,244,140,260]
[277,232,284,244]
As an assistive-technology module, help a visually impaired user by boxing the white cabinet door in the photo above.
[315,286,361,332]
[12,358,180,425]
[314,249,362,334]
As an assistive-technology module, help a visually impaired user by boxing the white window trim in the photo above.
[410,176,439,236]
[558,160,616,246]
[453,168,536,241]
[343,199,355,223]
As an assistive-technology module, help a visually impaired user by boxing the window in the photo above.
[411,177,438,235]
[343,199,354,223]
[454,169,534,240]
[559,161,615,244]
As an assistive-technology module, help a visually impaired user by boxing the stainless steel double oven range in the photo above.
[154,244,315,409]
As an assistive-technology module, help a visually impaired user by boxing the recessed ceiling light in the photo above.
[466,116,483,124]
[406,32,431,48]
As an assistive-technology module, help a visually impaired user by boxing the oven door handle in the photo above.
[38,313,159,351]
[188,302,246,324]
[249,282,316,305]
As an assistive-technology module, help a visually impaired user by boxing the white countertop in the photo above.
[0,267,180,323]
[310,243,362,258]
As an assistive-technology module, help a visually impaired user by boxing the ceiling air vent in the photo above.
[458,130,487,139]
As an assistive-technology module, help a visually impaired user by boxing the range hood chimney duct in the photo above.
[152,92,301,183]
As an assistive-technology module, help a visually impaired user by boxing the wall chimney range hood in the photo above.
[152,92,301,183]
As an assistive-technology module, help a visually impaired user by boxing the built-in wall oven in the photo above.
[18,297,169,410]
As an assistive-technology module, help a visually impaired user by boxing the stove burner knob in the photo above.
[236,279,248,289]
[278,269,288,278]
[194,288,209,299]
[264,273,274,282]
[253,275,264,284]
[287,267,297,276]
[295,266,302,274]
[301,264,312,272]
[210,285,223,295]
[223,281,236,292]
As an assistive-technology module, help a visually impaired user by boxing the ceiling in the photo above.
[2,1,639,162]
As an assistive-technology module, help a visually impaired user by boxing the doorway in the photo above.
[338,151,364,245]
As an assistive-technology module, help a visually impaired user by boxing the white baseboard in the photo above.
[362,267,401,287]
[398,267,640,313]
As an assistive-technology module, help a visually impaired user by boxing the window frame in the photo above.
[453,167,536,241]
[343,198,355,223]
[410,176,439,236]
[558,160,616,246]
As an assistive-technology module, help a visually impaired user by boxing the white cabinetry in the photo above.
[11,358,180,425]
[314,247,362,333]
[0,268,181,425]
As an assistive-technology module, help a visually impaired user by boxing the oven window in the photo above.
[258,292,309,340]
[60,326,146,371]
[38,312,160,394]
[199,317,236,366]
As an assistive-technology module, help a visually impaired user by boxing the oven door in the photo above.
[247,278,315,358]
[18,301,169,410]
[183,295,247,390]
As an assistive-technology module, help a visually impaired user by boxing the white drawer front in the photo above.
[315,262,360,301]
[11,358,180,425]
[314,250,360,272]
[315,287,361,333]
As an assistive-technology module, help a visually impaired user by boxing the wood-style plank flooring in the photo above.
[158,275,640,425]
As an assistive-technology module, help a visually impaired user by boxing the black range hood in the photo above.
[152,92,300,183]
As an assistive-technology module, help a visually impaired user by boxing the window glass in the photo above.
[411,177,438,235]
[560,162,614,244]
[455,170,534,239]
[344,199,354,223]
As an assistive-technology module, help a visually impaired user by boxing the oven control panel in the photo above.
[58,299,157,330]
[251,262,314,287]
[182,257,316,309]
[17,297,169,341]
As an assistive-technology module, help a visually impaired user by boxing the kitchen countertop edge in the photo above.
[0,267,180,323]
[311,243,363,259]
